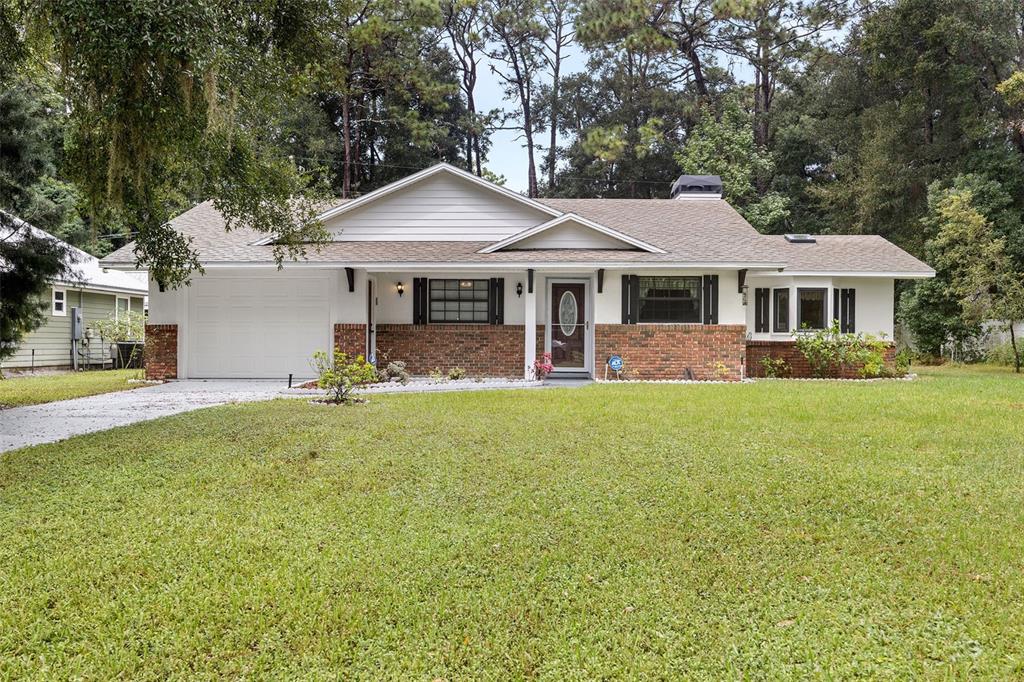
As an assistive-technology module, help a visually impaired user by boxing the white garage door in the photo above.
[188,275,332,378]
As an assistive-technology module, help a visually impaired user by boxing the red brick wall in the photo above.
[595,324,747,381]
[333,323,367,358]
[144,324,177,380]
[376,324,525,377]
[746,340,897,378]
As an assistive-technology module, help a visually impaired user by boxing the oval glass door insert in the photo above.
[558,290,578,336]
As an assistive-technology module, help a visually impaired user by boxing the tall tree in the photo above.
[539,0,577,190]
[577,0,717,100]
[487,0,548,197]
[443,0,491,175]
[928,184,1024,371]
[550,44,697,197]
[713,0,851,149]
[675,97,790,231]
[6,0,336,289]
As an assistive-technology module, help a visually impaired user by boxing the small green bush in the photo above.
[985,342,1020,367]
[759,356,790,378]
[310,350,377,403]
[794,322,893,378]
[447,367,467,381]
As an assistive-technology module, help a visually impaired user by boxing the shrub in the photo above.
[384,361,409,384]
[794,322,892,378]
[986,342,1020,367]
[894,348,912,375]
[310,350,377,403]
[759,356,790,378]
[447,366,467,381]
[428,367,444,382]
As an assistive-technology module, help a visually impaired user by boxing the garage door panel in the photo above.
[187,275,332,378]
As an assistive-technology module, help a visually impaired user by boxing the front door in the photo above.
[548,280,589,373]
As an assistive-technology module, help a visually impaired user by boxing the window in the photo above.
[429,279,490,323]
[116,297,130,320]
[797,288,827,330]
[637,276,701,323]
[772,288,789,333]
[52,288,66,316]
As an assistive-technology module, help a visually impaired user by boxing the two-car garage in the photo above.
[186,274,333,379]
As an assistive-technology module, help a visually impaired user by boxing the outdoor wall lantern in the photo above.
[516,282,523,297]
[396,281,404,297]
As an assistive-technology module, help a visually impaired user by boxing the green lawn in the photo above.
[0,369,143,408]
[1,367,1022,678]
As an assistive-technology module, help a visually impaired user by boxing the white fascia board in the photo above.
[478,212,665,254]
[754,270,936,279]
[54,282,148,296]
[186,260,788,271]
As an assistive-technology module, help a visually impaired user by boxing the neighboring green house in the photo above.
[3,221,147,372]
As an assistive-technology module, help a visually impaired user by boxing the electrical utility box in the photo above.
[70,307,85,340]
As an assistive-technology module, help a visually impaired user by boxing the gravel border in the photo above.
[283,378,546,396]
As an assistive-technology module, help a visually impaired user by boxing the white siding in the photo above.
[324,172,550,241]
[372,272,528,325]
[511,221,635,249]
[746,275,895,339]
[594,269,744,325]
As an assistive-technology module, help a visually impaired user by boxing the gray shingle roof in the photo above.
[101,197,934,275]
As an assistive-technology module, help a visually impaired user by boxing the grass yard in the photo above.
[0,369,143,408]
[1,366,1023,678]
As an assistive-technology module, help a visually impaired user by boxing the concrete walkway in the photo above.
[0,380,286,453]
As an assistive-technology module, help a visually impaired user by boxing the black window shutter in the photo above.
[833,288,840,326]
[413,277,427,324]
[621,275,630,323]
[622,274,640,324]
[703,274,719,325]
[841,288,856,333]
[490,278,505,324]
[629,275,640,323]
[755,287,769,333]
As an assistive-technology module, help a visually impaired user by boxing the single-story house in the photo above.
[2,217,147,372]
[100,164,934,381]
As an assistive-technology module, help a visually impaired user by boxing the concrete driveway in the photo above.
[0,380,288,453]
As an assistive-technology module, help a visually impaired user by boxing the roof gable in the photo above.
[480,213,664,253]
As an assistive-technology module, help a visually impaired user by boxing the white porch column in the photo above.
[523,270,536,379]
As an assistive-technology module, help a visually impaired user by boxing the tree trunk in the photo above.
[1011,321,1021,373]
[341,94,351,199]
[547,52,560,190]
[466,85,478,174]
[686,46,709,99]
[525,112,538,198]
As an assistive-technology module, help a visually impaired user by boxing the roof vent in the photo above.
[671,174,723,199]
[784,233,816,243]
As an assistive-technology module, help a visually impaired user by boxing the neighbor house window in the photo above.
[637,276,701,323]
[797,288,827,330]
[429,279,490,323]
[772,288,788,333]
[52,288,66,316]
[116,297,130,319]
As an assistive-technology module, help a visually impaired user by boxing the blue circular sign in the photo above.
[608,355,624,371]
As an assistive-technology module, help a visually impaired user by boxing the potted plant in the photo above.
[533,352,554,381]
